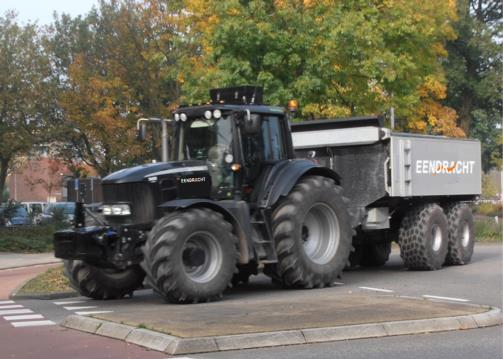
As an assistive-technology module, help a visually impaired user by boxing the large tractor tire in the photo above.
[398,204,448,270]
[360,241,392,267]
[271,175,353,288]
[142,208,238,304]
[444,203,475,265]
[64,260,145,299]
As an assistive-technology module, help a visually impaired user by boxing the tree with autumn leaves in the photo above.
[0,0,500,197]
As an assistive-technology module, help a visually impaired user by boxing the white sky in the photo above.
[0,0,98,25]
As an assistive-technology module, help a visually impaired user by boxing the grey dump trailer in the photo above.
[292,116,481,268]
[54,87,482,303]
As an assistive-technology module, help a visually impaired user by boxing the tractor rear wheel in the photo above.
[398,204,448,270]
[64,260,145,299]
[142,208,238,303]
[271,175,353,288]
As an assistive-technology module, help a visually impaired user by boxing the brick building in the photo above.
[6,157,73,203]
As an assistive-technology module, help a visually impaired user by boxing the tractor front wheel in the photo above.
[64,260,145,300]
[142,208,238,303]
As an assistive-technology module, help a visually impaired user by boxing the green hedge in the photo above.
[0,225,57,253]
[474,216,502,242]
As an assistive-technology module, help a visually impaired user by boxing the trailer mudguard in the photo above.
[158,199,252,264]
[256,159,341,209]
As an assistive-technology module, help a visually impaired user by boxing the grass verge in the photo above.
[474,215,502,242]
[0,225,57,253]
[17,265,74,295]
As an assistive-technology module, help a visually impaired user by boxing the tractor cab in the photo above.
[167,86,294,201]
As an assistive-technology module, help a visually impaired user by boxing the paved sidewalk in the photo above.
[0,252,61,270]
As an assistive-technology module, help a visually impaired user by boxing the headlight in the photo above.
[102,204,131,216]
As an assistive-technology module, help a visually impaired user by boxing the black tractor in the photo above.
[54,86,353,303]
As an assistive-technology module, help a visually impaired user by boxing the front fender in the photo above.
[257,159,341,209]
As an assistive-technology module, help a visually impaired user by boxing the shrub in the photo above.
[0,225,57,253]
[474,217,502,242]
[474,202,503,217]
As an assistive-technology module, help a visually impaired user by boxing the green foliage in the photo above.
[444,0,502,171]
[474,216,502,241]
[0,12,54,204]
[475,201,503,217]
[183,0,459,132]
[0,225,56,253]
[1,188,8,202]
[47,1,186,175]
[481,172,500,198]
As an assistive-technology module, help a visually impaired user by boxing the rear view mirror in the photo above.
[243,110,261,134]
[137,122,147,141]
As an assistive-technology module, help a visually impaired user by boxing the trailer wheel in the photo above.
[272,175,353,288]
[398,204,448,270]
[444,203,475,265]
[63,260,145,299]
[360,241,392,267]
[142,208,238,303]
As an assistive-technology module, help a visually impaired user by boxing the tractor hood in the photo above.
[102,160,208,184]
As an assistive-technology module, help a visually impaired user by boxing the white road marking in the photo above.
[359,286,394,293]
[4,314,44,321]
[0,300,15,305]
[332,281,345,286]
[53,300,87,305]
[63,306,98,311]
[75,310,113,316]
[0,304,24,309]
[0,309,33,316]
[11,320,55,327]
[423,295,470,302]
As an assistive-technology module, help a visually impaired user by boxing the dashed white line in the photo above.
[359,286,394,293]
[11,320,55,327]
[63,306,98,311]
[423,295,470,302]
[0,309,33,316]
[332,281,345,286]
[53,300,88,305]
[0,300,15,305]
[4,314,44,321]
[0,304,24,309]
[75,310,113,316]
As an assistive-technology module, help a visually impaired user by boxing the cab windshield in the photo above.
[177,116,232,160]
[176,116,234,194]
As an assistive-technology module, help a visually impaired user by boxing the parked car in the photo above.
[0,205,31,226]
[40,202,76,225]
[21,202,47,224]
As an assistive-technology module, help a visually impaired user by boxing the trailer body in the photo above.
[291,117,481,230]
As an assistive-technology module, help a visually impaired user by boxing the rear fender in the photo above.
[256,159,341,209]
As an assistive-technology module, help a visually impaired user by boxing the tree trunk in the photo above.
[0,157,10,206]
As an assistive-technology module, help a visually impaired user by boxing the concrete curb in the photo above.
[10,290,78,300]
[61,306,502,355]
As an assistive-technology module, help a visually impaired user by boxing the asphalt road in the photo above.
[0,243,501,359]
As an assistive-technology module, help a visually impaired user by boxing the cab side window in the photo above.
[261,116,286,161]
